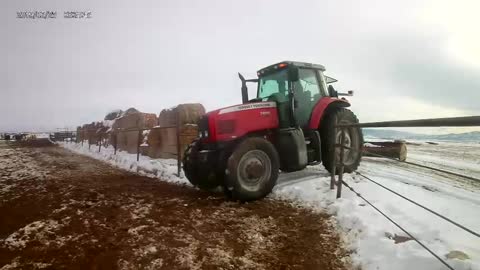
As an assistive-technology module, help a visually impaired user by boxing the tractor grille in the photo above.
[198,115,209,138]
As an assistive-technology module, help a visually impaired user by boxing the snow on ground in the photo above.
[35,133,50,139]
[407,141,480,180]
[60,142,188,185]
[0,147,49,197]
[60,141,480,270]
[4,220,62,250]
[275,142,480,270]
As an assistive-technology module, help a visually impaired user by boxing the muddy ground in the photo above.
[0,140,348,270]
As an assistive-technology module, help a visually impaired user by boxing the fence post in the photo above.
[336,127,346,199]
[88,132,91,150]
[330,115,337,190]
[137,129,141,162]
[114,131,118,155]
[176,110,181,177]
[98,133,102,153]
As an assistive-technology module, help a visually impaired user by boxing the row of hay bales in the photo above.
[76,104,205,159]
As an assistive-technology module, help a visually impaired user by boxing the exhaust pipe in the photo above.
[238,73,258,104]
[238,73,249,104]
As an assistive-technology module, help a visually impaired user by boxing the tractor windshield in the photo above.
[257,69,288,100]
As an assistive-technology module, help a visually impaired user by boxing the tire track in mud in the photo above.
[0,140,349,270]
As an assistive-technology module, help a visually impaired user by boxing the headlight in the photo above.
[198,115,209,138]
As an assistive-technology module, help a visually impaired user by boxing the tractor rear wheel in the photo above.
[321,108,363,174]
[183,139,219,190]
[225,137,279,201]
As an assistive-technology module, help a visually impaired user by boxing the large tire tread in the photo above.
[320,108,363,174]
[226,137,279,201]
[183,139,219,190]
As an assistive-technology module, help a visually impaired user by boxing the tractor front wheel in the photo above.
[183,139,219,190]
[225,137,279,201]
[321,108,363,174]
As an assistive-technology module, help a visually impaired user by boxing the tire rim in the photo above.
[335,121,360,166]
[237,150,271,192]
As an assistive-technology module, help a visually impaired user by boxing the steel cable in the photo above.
[363,150,480,183]
[355,171,480,238]
[341,180,456,270]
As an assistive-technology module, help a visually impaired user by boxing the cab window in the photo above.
[294,69,321,102]
[258,69,288,99]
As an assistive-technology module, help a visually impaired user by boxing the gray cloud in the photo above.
[385,36,480,113]
[1,0,479,132]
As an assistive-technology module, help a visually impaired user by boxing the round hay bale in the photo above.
[177,103,205,125]
[143,113,158,128]
[105,109,123,120]
[158,103,205,127]
[124,107,140,116]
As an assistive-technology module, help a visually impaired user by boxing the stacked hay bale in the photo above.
[76,126,84,142]
[147,127,177,158]
[158,104,205,127]
[112,108,158,154]
[75,104,203,160]
[82,122,104,145]
[147,103,204,159]
[101,109,123,146]
[74,121,110,145]
[104,109,123,121]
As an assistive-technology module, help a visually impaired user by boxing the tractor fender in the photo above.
[308,98,350,129]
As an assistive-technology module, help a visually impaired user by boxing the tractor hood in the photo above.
[208,102,277,115]
[198,102,279,142]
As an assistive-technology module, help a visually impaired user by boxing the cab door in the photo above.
[293,69,323,128]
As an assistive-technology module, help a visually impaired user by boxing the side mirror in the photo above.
[288,67,299,82]
[338,90,354,96]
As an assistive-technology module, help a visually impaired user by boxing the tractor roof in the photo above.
[257,61,326,76]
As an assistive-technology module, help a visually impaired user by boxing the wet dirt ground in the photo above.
[0,140,348,270]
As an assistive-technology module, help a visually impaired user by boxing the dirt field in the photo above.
[0,140,348,270]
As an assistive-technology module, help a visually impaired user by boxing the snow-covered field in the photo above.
[61,141,480,270]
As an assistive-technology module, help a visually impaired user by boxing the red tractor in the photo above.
[184,61,363,201]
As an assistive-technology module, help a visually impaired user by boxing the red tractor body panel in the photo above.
[202,98,351,143]
[204,102,279,142]
[308,97,350,129]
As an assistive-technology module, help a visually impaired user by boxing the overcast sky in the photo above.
[1,0,479,133]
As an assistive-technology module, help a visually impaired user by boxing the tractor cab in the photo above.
[241,61,339,129]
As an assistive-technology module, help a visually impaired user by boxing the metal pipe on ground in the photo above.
[337,115,480,128]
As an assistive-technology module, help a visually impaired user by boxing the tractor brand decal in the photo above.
[218,102,276,115]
